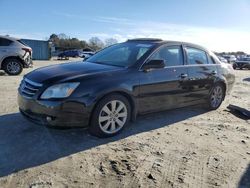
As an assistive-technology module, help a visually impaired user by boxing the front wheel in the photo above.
[208,84,225,110]
[89,94,131,137]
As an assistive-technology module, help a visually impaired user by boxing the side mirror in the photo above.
[142,59,165,71]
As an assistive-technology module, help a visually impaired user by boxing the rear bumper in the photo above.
[18,93,91,127]
[22,54,33,68]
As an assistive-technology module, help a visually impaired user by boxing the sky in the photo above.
[0,0,250,53]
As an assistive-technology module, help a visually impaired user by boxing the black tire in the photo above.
[89,94,131,138]
[3,58,23,75]
[207,84,225,110]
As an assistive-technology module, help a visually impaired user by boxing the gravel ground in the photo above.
[0,59,250,188]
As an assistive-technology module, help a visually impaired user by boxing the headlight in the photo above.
[41,82,80,99]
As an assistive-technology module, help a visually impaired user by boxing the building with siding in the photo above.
[21,39,50,60]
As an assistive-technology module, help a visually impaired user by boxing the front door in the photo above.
[138,45,190,114]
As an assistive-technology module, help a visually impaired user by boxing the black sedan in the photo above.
[18,39,235,137]
[233,57,250,70]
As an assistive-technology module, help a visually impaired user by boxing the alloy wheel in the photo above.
[210,86,223,108]
[6,61,21,74]
[98,100,128,134]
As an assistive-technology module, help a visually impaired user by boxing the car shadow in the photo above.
[226,105,250,120]
[243,77,250,82]
[0,106,207,177]
[0,71,6,76]
[238,163,250,188]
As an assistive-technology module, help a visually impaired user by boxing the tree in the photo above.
[105,38,118,47]
[80,40,88,49]
[49,33,89,50]
[70,38,80,48]
[88,37,104,51]
[58,33,69,40]
[49,34,58,41]
[49,34,59,46]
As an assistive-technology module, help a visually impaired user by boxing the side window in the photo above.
[0,38,13,46]
[210,53,220,64]
[149,45,183,66]
[186,47,208,65]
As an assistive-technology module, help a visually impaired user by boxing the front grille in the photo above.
[19,78,42,98]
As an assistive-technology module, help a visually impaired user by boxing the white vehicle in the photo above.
[222,55,237,63]
[81,51,95,59]
[0,35,32,75]
[217,56,228,63]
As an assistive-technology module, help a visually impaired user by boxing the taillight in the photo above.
[22,48,32,54]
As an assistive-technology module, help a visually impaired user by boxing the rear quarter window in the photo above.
[207,55,215,64]
[17,40,28,46]
[210,53,221,64]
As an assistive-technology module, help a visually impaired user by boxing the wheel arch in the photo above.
[90,90,137,123]
[213,79,227,100]
[1,56,24,69]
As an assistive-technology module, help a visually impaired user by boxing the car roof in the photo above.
[127,38,163,42]
[0,35,19,41]
[126,38,209,52]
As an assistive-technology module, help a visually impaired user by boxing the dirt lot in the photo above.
[0,59,250,188]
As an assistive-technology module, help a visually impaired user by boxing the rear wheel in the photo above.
[232,64,237,69]
[89,94,131,137]
[3,58,23,75]
[208,84,225,110]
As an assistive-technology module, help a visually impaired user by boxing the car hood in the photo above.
[25,61,123,84]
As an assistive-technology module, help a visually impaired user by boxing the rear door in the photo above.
[184,46,218,101]
[138,45,190,114]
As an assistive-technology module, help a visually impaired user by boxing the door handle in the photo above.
[180,73,188,79]
[211,70,217,75]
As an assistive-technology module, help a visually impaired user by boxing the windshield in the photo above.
[87,42,153,67]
